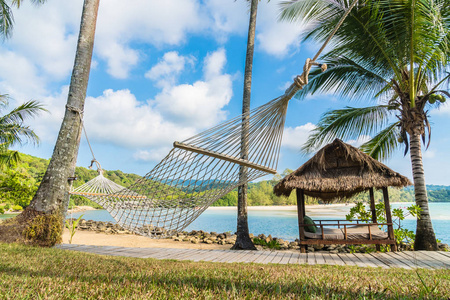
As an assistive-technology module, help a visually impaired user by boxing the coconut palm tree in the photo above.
[280,0,450,250]
[0,0,46,38]
[19,0,100,246]
[233,0,260,250]
[0,95,46,167]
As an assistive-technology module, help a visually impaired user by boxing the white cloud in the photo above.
[203,0,248,42]
[0,50,46,98]
[255,1,304,57]
[347,135,371,148]
[8,0,81,80]
[84,89,195,148]
[153,49,233,128]
[97,42,139,79]
[145,51,195,88]
[431,103,450,116]
[281,123,316,150]
[133,147,171,162]
[95,0,205,78]
[423,150,435,159]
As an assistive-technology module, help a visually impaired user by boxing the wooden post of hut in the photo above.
[296,189,306,253]
[369,188,381,251]
[383,187,397,252]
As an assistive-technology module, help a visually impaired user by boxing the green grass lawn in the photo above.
[0,243,449,299]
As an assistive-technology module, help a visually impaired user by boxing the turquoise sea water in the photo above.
[68,202,450,244]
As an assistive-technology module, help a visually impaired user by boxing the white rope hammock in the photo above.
[71,90,298,237]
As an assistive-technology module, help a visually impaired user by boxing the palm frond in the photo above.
[301,105,392,153]
[295,56,391,101]
[0,100,47,124]
[279,0,346,24]
[0,0,13,39]
[360,122,401,161]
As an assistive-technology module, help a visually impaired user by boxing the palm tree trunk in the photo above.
[409,133,438,250]
[232,0,258,250]
[18,0,100,244]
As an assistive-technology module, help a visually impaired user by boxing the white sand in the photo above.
[62,229,231,250]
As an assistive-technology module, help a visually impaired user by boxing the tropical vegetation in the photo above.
[280,0,450,250]
[1,152,449,215]
[0,95,46,168]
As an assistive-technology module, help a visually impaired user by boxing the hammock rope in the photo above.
[69,1,359,237]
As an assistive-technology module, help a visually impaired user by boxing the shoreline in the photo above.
[68,202,417,212]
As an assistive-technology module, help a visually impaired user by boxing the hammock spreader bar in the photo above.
[173,142,277,174]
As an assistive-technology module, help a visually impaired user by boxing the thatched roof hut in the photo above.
[274,139,411,202]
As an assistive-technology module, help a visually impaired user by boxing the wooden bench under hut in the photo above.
[273,139,412,253]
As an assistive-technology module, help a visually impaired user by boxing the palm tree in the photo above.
[280,0,450,250]
[233,0,260,250]
[0,95,46,167]
[1,0,48,164]
[0,0,46,39]
[19,0,100,245]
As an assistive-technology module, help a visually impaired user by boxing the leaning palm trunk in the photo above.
[17,0,100,246]
[233,0,258,250]
[409,133,438,250]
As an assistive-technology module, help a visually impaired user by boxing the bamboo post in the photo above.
[296,189,306,253]
[382,187,397,252]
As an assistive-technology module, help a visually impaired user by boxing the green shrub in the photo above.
[4,204,10,210]
[252,237,281,249]
[0,206,4,214]
[12,205,23,211]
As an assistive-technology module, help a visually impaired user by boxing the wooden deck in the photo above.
[55,244,450,269]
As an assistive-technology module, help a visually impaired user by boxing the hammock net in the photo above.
[70,93,294,237]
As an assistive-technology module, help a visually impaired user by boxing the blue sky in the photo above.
[1,0,450,185]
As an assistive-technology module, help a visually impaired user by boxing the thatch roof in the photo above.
[273,139,412,202]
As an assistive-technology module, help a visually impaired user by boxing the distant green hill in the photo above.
[0,152,449,210]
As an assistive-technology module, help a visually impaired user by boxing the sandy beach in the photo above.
[62,229,231,250]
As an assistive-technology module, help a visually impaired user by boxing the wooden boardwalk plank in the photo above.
[258,252,278,264]
[210,250,239,263]
[349,253,371,268]
[329,253,346,266]
[368,253,390,269]
[371,252,398,268]
[315,253,326,265]
[200,250,232,262]
[418,251,450,269]
[249,250,271,264]
[382,252,413,269]
[399,251,437,269]
[278,252,293,265]
[392,252,426,269]
[437,251,450,259]
[270,252,286,264]
[298,253,308,265]
[288,252,300,264]
[338,253,357,267]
